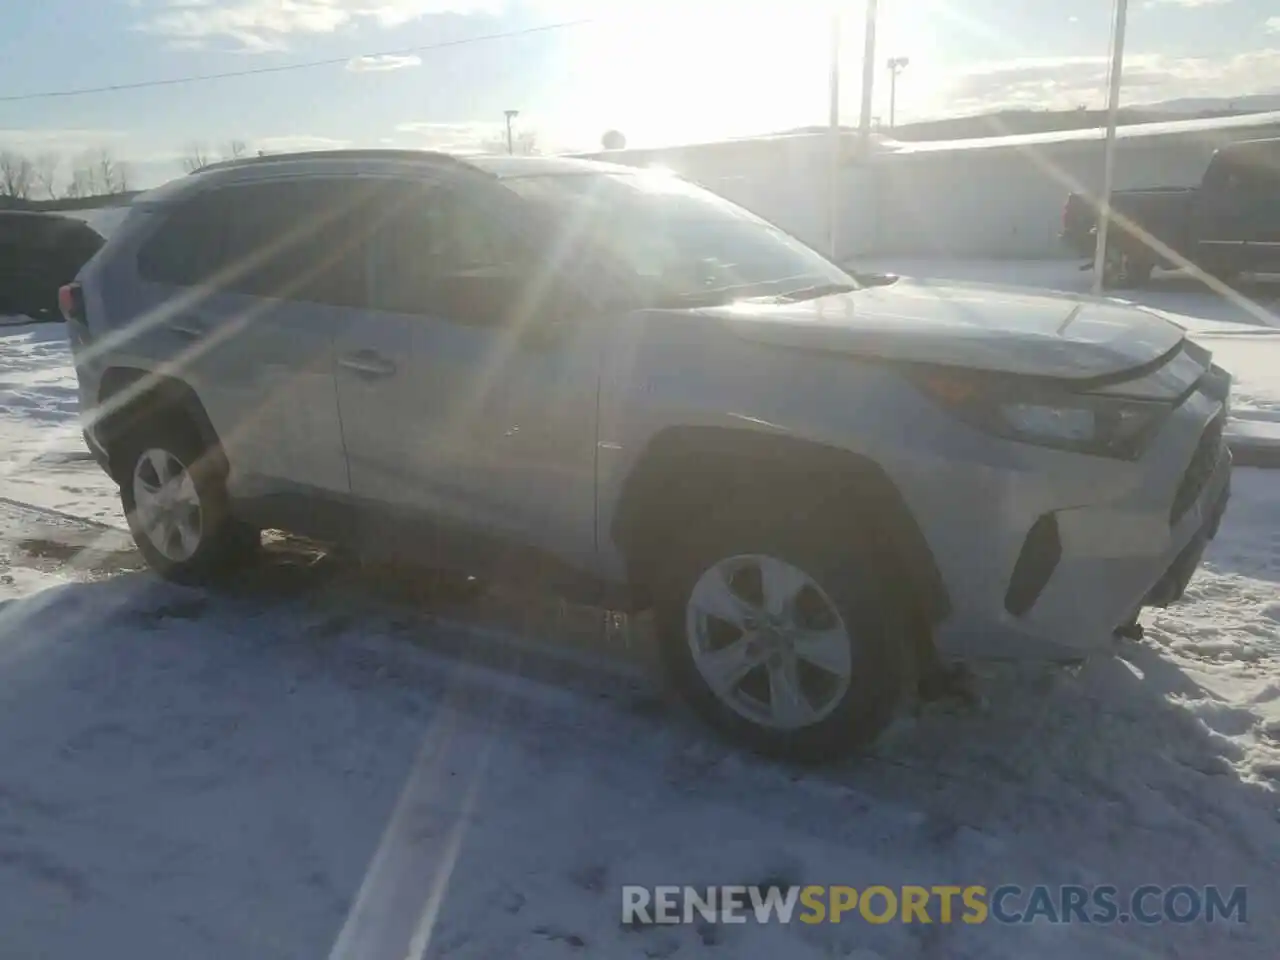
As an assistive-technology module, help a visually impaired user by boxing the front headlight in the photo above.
[914,369,1172,459]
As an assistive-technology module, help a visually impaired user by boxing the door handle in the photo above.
[338,351,397,379]
[170,320,207,340]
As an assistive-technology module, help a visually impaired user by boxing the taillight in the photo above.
[58,282,84,323]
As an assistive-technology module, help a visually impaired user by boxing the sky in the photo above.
[0,0,1278,189]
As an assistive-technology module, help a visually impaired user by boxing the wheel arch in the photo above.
[96,367,225,482]
[609,425,950,622]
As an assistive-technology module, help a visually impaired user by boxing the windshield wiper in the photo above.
[768,281,860,302]
[848,271,900,288]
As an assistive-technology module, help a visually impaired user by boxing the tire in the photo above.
[117,414,259,584]
[1100,246,1126,290]
[1206,266,1240,289]
[1125,256,1154,288]
[653,490,914,762]
[1101,246,1152,290]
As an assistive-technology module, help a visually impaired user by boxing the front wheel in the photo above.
[655,506,912,761]
[118,418,259,584]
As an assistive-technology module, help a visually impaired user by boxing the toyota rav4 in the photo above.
[63,151,1232,759]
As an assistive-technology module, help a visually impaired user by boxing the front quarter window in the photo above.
[501,171,857,306]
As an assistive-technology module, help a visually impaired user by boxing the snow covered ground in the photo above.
[71,205,130,239]
[0,265,1278,958]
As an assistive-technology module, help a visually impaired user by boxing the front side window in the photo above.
[500,171,856,305]
[367,183,544,323]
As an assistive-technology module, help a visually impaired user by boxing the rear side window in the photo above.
[219,179,369,308]
[136,196,226,286]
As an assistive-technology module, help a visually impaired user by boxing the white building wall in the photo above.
[580,112,1280,261]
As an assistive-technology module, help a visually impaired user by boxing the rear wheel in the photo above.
[1124,256,1154,287]
[117,417,259,584]
[654,497,913,761]
[1101,246,1153,289]
[1205,265,1240,289]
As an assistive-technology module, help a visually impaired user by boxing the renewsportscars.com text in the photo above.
[621,884,1247,926]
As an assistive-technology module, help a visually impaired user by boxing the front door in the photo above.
[1242,148,1280,272]
[333,179,601,572]
[1194,158,1251,273]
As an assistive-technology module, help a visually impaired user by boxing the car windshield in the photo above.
[500,171,858,306]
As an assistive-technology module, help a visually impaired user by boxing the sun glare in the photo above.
[547,1,948,148]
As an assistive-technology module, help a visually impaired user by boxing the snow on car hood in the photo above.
[711,279,1187,380]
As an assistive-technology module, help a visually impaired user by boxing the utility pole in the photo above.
[1092,0,1129,295]
[504,109,520,155]
[886,56,909,130]
[827,8,842,260]
[857,0,879,151]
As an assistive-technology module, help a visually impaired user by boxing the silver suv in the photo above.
[64,150,1232,759]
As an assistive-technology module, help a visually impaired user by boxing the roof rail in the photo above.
[192,148,479,175]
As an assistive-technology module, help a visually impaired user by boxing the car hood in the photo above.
[708,279,1186,380]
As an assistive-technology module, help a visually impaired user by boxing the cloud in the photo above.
[346,53,422,71]
[945,49,1280,113]
[1269,16,1280,33]
[0,127,129,154]
[1144,0,1234,7]
[135,0,504,53]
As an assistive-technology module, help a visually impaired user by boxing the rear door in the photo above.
[137,179,361,498]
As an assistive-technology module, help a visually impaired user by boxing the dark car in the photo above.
[0,211,105,321]
[1062,137,1280,288]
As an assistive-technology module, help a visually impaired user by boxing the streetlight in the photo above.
[886,56,909,130]
[503,109,520,155]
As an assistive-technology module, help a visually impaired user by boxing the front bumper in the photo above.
[919,382,1233,661]
[1143,461,1230,607]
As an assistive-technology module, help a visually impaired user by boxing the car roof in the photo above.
[190,149,637,180]
[134,150,647,208]
[0,210,103,245]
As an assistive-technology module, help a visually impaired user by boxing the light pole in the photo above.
[857,0,879,151]
[1091,0,1129,295]
[504,109,520,155]
[886,56,909,130]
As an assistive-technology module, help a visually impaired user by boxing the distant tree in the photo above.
[480,129,540,155]
[601,129,627,150]
[221,139,249,160]
[181,142,213,174]
[94,147,130,193]
[32,152,59,199]
[64,156,95,199]
[113,160,133,194]
[0,150,35,199]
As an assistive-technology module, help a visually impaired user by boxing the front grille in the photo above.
[1170,415,1225,524]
